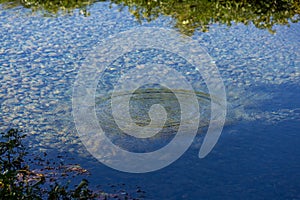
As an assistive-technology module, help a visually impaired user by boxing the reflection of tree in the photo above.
[112,0,300,35]
[1,0,299,34]
[0,0,102,16]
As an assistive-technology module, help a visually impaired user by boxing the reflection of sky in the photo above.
[0,2,299,146]
[0,2,299,198]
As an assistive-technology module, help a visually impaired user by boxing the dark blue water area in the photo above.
[73,83,300,200]
[76,120,300,199]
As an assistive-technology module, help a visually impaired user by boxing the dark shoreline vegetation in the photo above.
[0,0,300,34]
[0,129,144,199]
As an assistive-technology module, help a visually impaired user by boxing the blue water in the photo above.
[0,2,299,199]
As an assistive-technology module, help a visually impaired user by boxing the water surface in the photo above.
[0,2,299,199]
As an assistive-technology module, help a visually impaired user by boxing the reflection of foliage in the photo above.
[0,129,142,199]
[0,0,102,16]
[0,129,95,199]
[0,129,42,199]
[111,0,300,35]
[0,0,300,34]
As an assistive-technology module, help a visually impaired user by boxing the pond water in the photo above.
[0,2,300,199]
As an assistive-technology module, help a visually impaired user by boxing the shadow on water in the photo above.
[1,0,300,34]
